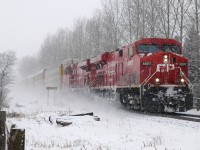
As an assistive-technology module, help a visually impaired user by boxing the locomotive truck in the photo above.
[25,38,193,112]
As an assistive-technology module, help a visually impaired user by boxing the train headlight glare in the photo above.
[156,78,160,83]
[164,55,168,63]
[181,78,185,83]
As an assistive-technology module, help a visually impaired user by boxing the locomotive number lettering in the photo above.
[128,60,133,66]
[179,62,187,66]
[142,62,152,66]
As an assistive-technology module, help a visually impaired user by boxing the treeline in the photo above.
[19,0,200,82]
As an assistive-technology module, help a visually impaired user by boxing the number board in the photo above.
[46,87,57,90]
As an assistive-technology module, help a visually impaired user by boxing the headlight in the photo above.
[181,78,185,83]
[163,55,168,64]
[155,78,160,83]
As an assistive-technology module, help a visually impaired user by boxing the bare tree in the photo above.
[193,0,200,98]
[0,51,16,110]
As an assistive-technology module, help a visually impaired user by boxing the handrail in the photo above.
[139,70,158,99]
[143,70,158,87]
[178,67,191,85]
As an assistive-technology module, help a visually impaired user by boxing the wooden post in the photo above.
[0,111,6,150]
[197,98,200,111]
[8,129,25,150]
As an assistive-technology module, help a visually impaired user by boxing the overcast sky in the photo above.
[0,0,101,58]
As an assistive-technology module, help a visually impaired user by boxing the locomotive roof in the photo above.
[77,59,90,67]
[135,38,181,46]
[90,52,109,64]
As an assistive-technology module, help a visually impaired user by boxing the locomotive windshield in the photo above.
[137,44,159,53]
[162,45,181,54]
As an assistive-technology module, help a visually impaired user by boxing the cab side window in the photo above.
[95,64,101,70]
[119,49,123,57]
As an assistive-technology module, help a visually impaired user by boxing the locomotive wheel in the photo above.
[126,100,132,110]
[179,107,185,112]
[157,103,165,113]
[185,94,193,110]
[179,100,185,112]
[119,93,127,106]
[143,95,157,112]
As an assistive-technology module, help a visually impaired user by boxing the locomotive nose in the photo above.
[154,52,187,85]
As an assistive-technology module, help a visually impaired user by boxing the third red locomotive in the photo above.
[64,38,193,112]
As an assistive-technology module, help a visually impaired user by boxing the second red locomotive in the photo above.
[64,38,193,112]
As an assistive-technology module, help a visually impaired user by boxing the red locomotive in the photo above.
[64,38,193,112]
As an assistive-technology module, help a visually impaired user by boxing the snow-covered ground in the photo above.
[5,85,200,150]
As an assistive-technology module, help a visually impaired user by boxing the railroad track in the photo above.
[125,108,200,123]
[89,96,200,123]
[141,111,200,123]
[163,112,200,123]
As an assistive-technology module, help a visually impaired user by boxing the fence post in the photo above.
[197,98,200,111]
[0,111,6,150]
[8,129,25,150]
